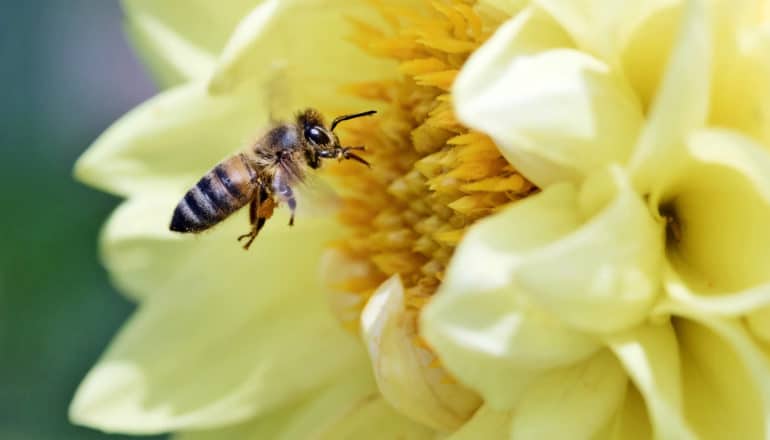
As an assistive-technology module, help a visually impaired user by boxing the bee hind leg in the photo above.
[237,188,274,250]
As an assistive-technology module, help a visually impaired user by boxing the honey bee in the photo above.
[169,108,376,249]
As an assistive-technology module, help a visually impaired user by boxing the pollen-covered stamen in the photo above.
[324,0,539,429]
[328,0,536,330]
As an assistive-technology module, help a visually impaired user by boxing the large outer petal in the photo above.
[208,0,398,112]
[123,0,260,87]
[70,191,361,433]
[173,369,433,440]
[453,7,643,187]
[74,81,268,198]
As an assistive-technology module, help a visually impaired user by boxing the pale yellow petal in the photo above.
[208,0,397,112]
[454,8,642,187]
[604,384,653,440]
[533,0,679,65]
[662,130,770,310]
[709,0,770,146]
[70,196,357,433]
[510,350,627,440]
[447,405,512,440]
[607,322,696,440]
[621,2,683,109]
[422,184,602,410]
[174,368,433,440]
[74,81,268,197]
[515,167,664,333]
[123,0,260,86]
[669,312,770,439]
[361,275,481,431]
[629,0,711,197]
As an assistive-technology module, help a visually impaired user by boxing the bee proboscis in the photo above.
[169,108,376,249]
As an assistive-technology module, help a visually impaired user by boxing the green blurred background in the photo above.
[0,2,165,439]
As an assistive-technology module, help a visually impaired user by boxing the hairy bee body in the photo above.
[169,108,375,250]
[170,153,257,233]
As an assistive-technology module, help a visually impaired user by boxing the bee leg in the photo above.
[341,146,371,167]
[237,196,260,250]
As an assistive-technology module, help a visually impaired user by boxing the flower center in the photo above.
[327,0,536,331]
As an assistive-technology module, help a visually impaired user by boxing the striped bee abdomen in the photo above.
[170,154,257,233]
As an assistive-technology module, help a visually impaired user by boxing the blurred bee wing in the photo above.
[293,172,342,218]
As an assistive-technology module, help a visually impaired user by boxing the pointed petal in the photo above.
[74,81,268,197]
[629,0,711,197]
[208,0,397,112]
[174,368,434,440]
[662,130,770,312]
[361,276,481,431]
[123,0,259,87]
[453,8,643,187]
[422,184,602,410]
[607,322,696,439]
[509,350,627,440]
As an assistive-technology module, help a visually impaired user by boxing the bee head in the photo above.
[297,108,336,148]
[297,108,377,168]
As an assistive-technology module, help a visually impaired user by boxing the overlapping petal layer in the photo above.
[454,7,643,186]
[70,191,368,434]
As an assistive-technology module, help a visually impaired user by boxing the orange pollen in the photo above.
[327,0,536,333]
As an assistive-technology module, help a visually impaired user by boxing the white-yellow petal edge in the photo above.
[607,322,696,440]
[74,81,268,198]
[361,275,481,431]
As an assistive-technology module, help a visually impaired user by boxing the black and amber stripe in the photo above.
[170,154,256,233]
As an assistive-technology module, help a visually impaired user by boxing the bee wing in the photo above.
[273,158,341,221]
[292,172,342,218]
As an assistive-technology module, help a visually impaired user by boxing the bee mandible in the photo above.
[169,108,376,249]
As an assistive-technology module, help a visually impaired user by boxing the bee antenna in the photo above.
[330,110,377,131]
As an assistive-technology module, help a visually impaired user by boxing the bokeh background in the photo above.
[0,2,165,438]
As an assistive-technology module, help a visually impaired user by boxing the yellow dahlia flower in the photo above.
[72,0,770,438]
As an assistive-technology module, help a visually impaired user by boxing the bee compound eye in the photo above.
[305,126,330,145]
